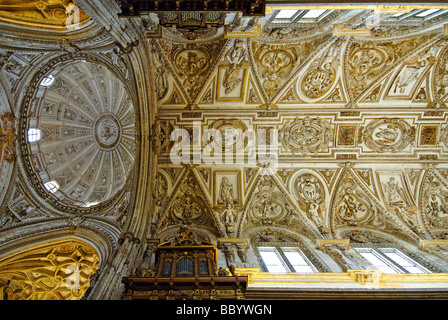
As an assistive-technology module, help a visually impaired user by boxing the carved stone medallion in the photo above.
[279,116,332,154]
[247,176,288,225]
[360,118,415,152]
[94,114,121,150]
[295,173,325,205]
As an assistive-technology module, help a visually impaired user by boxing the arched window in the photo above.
[40,75,55,87]
[355,247,430,274]
[44,181,60,193]
[258,246,316,273]
[176,258,194,277]
[27,128,42,143]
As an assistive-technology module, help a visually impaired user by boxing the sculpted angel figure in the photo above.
[222,203,237,224]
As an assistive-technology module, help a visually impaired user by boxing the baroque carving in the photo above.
[219,39,248,99]
[251,42,300,99]
[219,203,239,234]
[441,125,448,150]
[246,176,289,226]
[166,172,216,229]
[332,175,384,229]
[420,172,448,229]
[433,45,448,104]
[208,119,248,152]
[0,240,99,300]
[0,0,90,30]
[150,41,169,100]
[0,112,17,162]
[345,36,429,100]
[279,116,332,155]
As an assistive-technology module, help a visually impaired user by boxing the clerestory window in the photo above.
[27,128,42,143]
[258,246,316,273]
[356,248,430,274]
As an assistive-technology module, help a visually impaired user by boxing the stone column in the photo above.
[87,232,142,300]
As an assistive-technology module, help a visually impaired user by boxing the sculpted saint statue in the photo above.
[218,177,235,205]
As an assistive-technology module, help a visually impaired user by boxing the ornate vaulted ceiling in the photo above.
[1,1,448,300]
[150,5,448,242]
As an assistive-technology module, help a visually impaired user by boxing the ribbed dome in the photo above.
[27,61,136,206]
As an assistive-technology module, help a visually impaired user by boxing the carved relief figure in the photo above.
[338,188,369,223]
[426,194,448,225]
[294,173,329,233]
[393,65,420,95]
[420,173,448,229]
[396,207,424,234]
[220,203,238,234]
[308,202,326,232]
[301,40,342,100]
[383,177,406,207]
[153,173,167,205]
[218,177,235,205]
[222,39,246,95]
[151,43,169,100]
[0,113,17,162]
[375,125,400,146]
[334,177,375,227]
[434,46,448,103]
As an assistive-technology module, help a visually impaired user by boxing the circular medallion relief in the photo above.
[361,118,415,153]
[94,114,121,150]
